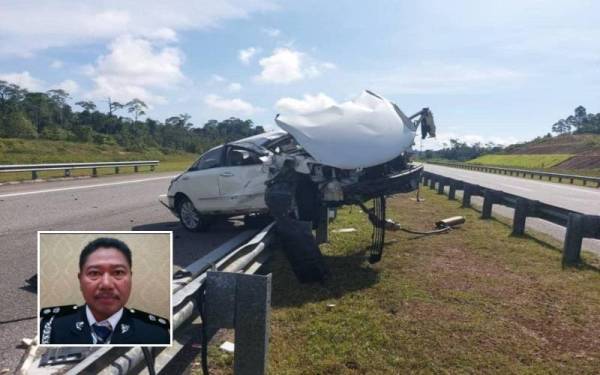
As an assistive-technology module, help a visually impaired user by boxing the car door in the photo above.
[218,145,269,212]
[178,146,225,213]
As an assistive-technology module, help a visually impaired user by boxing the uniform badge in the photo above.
[43,308,51,315]
[158,318,166,325]
[148,314,156,321]
[75,321,84,331]
[52,307,60,313]
[121,324,130,334]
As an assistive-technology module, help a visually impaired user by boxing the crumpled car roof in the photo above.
[275,90,417,169]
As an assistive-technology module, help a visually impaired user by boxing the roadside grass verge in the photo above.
[467,154,573,169]
[206,188,600,374]
[0,137,196,182]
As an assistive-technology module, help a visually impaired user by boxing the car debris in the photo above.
[163,90,436,283]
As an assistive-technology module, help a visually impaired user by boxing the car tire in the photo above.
[177,196,209,232]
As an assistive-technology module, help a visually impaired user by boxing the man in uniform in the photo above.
[39,237,170,345]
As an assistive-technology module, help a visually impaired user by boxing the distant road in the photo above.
[424,163,600,255]
[0,173,246,372]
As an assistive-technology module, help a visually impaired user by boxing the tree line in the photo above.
[552,106,600,134]
[418,139,504,162]
[0,81,265,154]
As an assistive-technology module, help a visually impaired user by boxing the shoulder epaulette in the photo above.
[40,304,79,318]
[127,308,170,329]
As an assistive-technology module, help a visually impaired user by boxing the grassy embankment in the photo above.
[200,188,600,374]
[0,138,197,182]
[467,154,573,169]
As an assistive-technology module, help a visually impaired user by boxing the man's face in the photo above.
[78,247,132,321]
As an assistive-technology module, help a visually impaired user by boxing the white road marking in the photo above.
[0,175,175,199]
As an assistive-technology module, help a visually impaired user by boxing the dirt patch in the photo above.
[554,153,600,169]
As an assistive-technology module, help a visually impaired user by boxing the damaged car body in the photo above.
[164,90,435,282]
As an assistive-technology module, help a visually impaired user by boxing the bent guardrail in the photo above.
[0,161,159,180]
[426,160,600,188]
[422,171,600,266]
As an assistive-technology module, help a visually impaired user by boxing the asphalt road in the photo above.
[424,164,600,255]
[0,173,247,373]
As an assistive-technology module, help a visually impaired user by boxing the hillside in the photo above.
[0,138,197,164]
[471,134,600,171]
[503,133,600,155]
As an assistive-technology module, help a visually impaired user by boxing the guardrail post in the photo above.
[92,168,97,177]
[512,198,529,235]
[32,170,37,180]
[436,177,446,194]
[64,169,71,177]
[134,165,139,173]
[151,165,156,172]
[481,190,500,219]
[115,167,120,174]
[429,175,436,189]
[448,181,459,200]
[205,271,271,375]
[563,213,585,266]
[462,183,473,208]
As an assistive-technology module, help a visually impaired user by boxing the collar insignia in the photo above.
[121,324,130,334]
[75,321,84,331]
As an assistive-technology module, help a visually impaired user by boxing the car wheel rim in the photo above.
[181,201,200,228]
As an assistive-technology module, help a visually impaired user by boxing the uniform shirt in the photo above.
[85,306,123,344]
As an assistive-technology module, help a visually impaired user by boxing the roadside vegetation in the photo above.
[204,188,600,374]
[467,154,573,169]
[0,81,265,154]
[0,137,197,182]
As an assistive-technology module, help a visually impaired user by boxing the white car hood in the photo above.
[275,90,417,169]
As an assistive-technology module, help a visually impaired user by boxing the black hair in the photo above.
[79,237,132,271]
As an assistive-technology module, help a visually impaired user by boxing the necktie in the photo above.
[92,322,113,344]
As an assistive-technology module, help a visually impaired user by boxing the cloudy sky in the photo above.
[1,0,599,149]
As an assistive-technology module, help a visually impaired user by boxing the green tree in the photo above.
[76,100,97,112]
[125,98,148,122]
[0,111,37,138]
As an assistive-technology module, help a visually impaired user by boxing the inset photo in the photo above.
[38,231,172,346]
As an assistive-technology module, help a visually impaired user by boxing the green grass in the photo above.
[203,188,600,374]
[467,154,573,169]
[0,137,197,182]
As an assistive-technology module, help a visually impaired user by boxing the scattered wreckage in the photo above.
[164,90,436,282]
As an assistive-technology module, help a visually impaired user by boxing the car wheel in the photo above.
[178,197,208,232]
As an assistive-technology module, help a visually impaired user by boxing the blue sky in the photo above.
[1,0,599,149]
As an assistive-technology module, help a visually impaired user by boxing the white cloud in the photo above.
[0,1,278,56]
[227,82,242,92]
[54,79,79,94]
[211,74,226,82]
[146,27,178,42]
[256,48,335,84]
[0,71,44,91]
[238,47,259,64]
[50,60,63,69]
[86,35,184,104]
[261,27,280,37]
[204,94,261,115]
[275,93,337,114]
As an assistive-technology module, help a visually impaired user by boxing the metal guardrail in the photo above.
[0,161,159,180]
[422,171,600,265]
[21,223,276,374]
[426,160,600,187]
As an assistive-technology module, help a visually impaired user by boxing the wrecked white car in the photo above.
[164,90,435,281]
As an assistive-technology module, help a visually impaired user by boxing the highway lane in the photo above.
[424,164,600,255]
[0,173,246,372]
